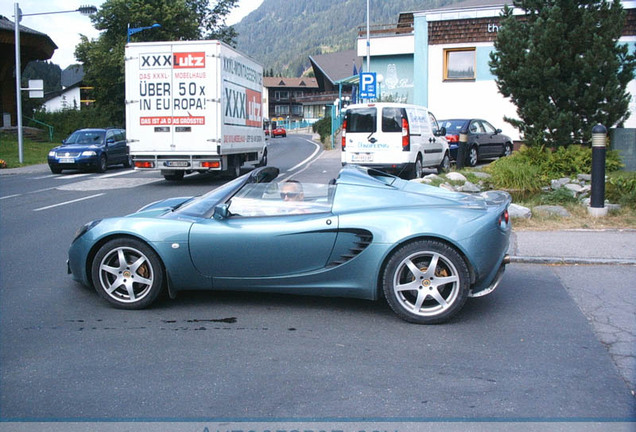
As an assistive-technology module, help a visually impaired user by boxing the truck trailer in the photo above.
[125,40,266,180]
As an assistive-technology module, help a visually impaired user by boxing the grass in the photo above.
[0,132,55,168]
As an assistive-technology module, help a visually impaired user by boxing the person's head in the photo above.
[280,180,304,201]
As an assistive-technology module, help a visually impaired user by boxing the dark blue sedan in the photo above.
[440,119,513,167]
[48,128,130,173]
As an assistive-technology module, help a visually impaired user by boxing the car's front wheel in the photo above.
[97,154,107,173]
[467,145,479,167]
[437,152,450,174]
[91,238,164,309]
[503,142,513,157]
[382,240,470,324]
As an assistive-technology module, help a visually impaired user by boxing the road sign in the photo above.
[359,72,376,99]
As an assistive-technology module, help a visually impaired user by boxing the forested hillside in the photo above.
[234,0,462,76]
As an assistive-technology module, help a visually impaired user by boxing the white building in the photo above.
[360,0,636,141]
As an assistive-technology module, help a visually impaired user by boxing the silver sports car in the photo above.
[68,165,511,324]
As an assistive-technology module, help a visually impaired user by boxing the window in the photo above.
[382,108,404,132]
[345,107,376,133]
[274,91,289,100]
[444,48,475,80]
[275,105,290,115]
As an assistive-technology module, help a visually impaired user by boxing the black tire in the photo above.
[259,148,268,167]
[406,156,423,180]
[467,145,479,167]
[91,238,164,309]
[97,154,107,173]
[382,240,470,324]
[163,171,185,181]
[228,155,242,178]
[503,143,513,157]
[437,152,450,174]
[123,154,133,168]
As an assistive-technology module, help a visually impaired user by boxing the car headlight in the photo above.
[72,219,102,243]
[81,150,97,157]
[48,151,56,157]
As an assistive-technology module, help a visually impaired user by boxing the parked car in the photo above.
[48,128,130,174]
[341,103,450,179]
[67,165,511,324]
[440,119,513,167]
[271,127,287,138]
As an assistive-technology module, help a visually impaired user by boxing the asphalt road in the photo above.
[0,134,634,429]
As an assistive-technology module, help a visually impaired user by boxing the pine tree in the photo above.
[490,0,636,146]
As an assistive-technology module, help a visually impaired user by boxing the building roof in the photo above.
[61,65,84,88]
[308,50,362,91]
[263,77,318,89]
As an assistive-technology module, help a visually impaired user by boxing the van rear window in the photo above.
[382,108,404,133]
[345,108,376,133]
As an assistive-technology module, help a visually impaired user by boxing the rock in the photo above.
[577,174,591,182]
[472,171,492,179]
[551,178,571,189]
[446,172,467,182]
[424,174,443,182]
[509,203,532,219]
[460,181,481,193]
[533,205,571,218]
[439,183,455,192]
[564,183,584,194]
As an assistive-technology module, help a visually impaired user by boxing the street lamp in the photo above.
[13,3,97,164]
[127,23,161,43]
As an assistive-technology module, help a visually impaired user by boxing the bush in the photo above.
[606,172,636,209]
[312,116,332,144]
[29,107,116,141]
[484,153,544,197]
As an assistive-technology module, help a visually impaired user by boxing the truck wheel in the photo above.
[163,171,185,181]
[229,156,242,178]
[259,149,268,167]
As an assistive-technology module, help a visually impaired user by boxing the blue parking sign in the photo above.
[359,72,376,99]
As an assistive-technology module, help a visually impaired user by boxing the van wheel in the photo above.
[437,152,450,174]
[411,156,423,179]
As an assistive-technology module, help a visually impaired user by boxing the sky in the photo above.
[2,0,264,69]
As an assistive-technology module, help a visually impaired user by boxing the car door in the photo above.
[189,212,338,284]
[424,111,444,165]
[480,120,505,157]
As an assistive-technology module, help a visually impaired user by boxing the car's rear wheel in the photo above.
[467,145,479,167]
[259,148,268,167]
[91,238,164,309]
[382,240,470,324]
[123,154,133,168]
[409,155,423,179]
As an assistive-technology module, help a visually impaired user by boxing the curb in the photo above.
[510,256,636,265]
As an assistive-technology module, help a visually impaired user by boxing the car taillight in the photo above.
[498,209,510,226]
[446,134,459,143]
[201,161,220,168]
[402,117,410,151]
[341,119,347,151]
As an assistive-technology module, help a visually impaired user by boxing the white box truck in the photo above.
[125,40,267,180]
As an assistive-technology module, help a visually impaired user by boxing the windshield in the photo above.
[64,130,105,145]
[228,182,334,217]
[172,175,249,218]
[439,120,466,134]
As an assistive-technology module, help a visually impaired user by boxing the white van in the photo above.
[341,103,450,179]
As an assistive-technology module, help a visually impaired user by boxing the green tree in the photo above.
[489,0,636,147]
[75,0,238,124]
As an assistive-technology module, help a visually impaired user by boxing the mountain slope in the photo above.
[234,0,462,76]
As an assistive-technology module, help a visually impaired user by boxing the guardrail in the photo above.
[24,117,54,142]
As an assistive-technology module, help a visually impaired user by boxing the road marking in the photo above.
[287,139,321,172]
[97,170,137,179]
[33,193,105,212]
[0,194,21,200]
[55,173,91,180]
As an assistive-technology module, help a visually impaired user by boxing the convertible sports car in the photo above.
[68,165,511,324]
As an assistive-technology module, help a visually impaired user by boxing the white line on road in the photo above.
[287,139,321,172]
[33,193,105,212]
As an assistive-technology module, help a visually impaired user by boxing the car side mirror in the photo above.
[213,204,230,220]
[435,126,446,137]
[106,138,115,144]
[496,129,502,134]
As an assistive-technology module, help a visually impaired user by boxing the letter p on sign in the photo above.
[359,72,376,99]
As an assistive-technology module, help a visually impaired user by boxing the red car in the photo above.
[271,127,287,138]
